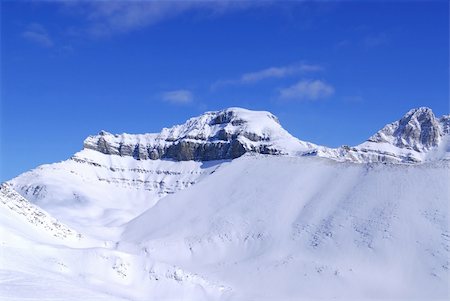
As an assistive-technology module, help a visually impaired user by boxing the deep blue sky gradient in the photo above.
[1,0,448,181]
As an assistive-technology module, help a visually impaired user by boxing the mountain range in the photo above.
[0,107,449,300]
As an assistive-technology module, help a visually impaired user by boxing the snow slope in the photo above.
[0,184,128,301]
[121,155,450,300]
[0,183,80,243]
[8,149,228,239]
[0,185,230,301]
[3,155,448,300]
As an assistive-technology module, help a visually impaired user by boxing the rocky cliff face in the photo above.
[83,108,314,161]
[367,107,444,151]
[440,115,450,135]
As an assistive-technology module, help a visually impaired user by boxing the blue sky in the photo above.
[1,0,448,181]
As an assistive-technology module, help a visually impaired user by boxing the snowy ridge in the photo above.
[0,183,80,241]
[83,107,316,161]
[82,106,448,164]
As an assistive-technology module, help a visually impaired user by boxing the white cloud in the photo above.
[64,1,268,37]
[241,63,322,83]
[212,63,322,89]
[22,23,54,48]
[279,79,334,101]
[162,90,193,105]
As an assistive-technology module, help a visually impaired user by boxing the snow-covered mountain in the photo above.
[81,107,449,164]
[83,107,315,161]
[314,107,450,163]
[1,106,449,300]
[6,107,450,237]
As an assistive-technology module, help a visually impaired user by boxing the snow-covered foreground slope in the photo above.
[2,155,448,300]
[121,155,450,300]
[0,184,129,301]
[0,185,229,301]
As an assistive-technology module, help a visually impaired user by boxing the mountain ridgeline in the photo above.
[83,108,313,161]
[83,107,449,164]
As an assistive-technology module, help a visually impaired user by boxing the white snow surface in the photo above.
[1,107,450,300]
[8,149,227,239]
[2,155,449,300]
[121,155,450,300]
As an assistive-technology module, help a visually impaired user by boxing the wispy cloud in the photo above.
[363,33,388,47]
[64,1,268,37]
[22,23,54,48]
[279,79,334,101]
[334,39,351,50]
[212,62,322,89]
[162,89,193,105]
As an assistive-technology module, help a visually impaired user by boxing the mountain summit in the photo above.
[367,107,446,151]
[314,107,449,163]
[83,107,315,161]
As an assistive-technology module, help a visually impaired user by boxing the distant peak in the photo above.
[402,107,435,120]
[367,106,442,151]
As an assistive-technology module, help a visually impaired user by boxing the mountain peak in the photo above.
[405,106,434,115]
[98,130,111,136]
[157,107,283,142]
[367,106,442,151]
[205,107,280,125]
[83,107,313,161]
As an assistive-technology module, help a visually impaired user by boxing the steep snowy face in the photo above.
[83,108,314,161]
[367,107,443,151]
[0,183,80,242]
